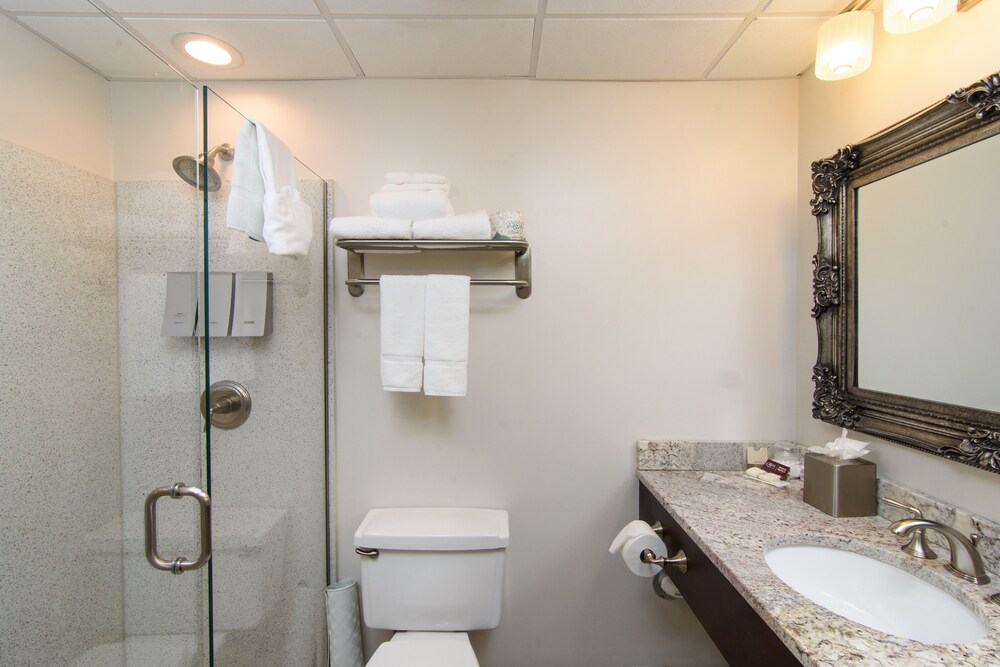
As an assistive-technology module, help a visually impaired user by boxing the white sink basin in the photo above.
[765,545,988,645]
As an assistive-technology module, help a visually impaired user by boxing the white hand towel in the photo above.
[330,217,412,240]
[256,121,313,256]
[380,183,451,193]
[423,275,470,397]
[385,172,449,186]
[412,211,491,240]
[370,190,454,221]
[226,120,266,241]
[380,275,427,392]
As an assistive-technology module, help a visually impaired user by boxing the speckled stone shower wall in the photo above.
[0,138,124,665]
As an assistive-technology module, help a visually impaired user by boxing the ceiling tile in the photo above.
[0,0,99,12]
[536,18,741,80]
[18,15,184,78]
[128,18,355,79]
[709,16,825,78]
[106,0,320,14]
[325,0,537,15]
[546,0,759,14]
[337,18,534,77]
[763,0,850,13]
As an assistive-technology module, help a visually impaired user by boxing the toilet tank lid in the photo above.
[354,508,509,551]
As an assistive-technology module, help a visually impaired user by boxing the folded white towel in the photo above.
[380,276,427,392]
[256,121,312,257]
[423,274,470,397]
[412,211,492,240]
[226,120,266,241]
[330,216,412,240]
[380,183,451,193]
[385,172,449,186]
[370,190,454,221]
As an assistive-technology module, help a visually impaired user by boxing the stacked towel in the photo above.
[423,275,471,397]
[412,211,492,240]
[371,189,453,221]
[226,118,313,257]
[380,276,427,392]
[386,172,449,185]
[330,216,412,240]
[371,172,454,221]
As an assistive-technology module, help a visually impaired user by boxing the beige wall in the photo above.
[0,14,112,178]
[796,0,1000,521]
[212,77,798,666]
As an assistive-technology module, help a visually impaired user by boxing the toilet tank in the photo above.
[354,508,509,631]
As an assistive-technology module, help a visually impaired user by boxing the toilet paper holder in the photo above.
[641,521,688,574]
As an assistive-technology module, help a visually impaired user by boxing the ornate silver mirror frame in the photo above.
[811,70,1000,474]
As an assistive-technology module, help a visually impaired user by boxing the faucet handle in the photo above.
[882,497,938,560]
[881,496,923,518]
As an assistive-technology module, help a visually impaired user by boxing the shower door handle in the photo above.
[144,483,212,574]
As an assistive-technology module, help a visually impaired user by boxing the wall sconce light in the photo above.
[815,11,874,81]
[883,0,957,34]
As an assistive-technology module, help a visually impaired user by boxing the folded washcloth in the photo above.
[380,275,427,392]
[385,172,449,186]
[381,183,451,193]
[490,210,525,241]
[371,189,454,221]
[226,120,266,241]
[330,216,412,240]
[256,121,312,256]
[412,211,491,240]
[423,274,470,397]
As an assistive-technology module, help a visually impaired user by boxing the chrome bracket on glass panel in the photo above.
[144,482,212,574]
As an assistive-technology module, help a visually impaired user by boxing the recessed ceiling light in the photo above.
[172,33,243,68]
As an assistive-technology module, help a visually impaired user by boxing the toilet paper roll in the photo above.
[610,520,666,578]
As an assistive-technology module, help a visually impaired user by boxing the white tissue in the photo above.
[609,520,666,578]
[808,428,871,460]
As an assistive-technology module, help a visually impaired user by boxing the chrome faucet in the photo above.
[891,518,991,585]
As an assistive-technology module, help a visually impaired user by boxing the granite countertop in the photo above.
[639,470,1000,667]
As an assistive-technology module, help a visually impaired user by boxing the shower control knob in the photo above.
[200,380,252,430]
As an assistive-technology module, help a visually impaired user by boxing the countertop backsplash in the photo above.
[637,439,1000,576]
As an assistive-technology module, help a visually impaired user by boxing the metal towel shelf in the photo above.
[335,239,531,299]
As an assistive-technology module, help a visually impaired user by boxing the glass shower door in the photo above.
[0,4,213,664]
[202,87,330,667]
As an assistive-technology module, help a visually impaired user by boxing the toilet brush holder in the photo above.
[326,578,364,667]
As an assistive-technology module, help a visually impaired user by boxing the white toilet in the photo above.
[354,507,510,666]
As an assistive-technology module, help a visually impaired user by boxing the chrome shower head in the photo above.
[172,143,234,192]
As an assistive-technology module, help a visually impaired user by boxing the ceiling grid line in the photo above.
[86,0,194,82]
[313,0,365,77]
[528,0,548,77]
[699,0,771,79]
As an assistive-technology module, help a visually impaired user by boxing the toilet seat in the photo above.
[367,632,479,667]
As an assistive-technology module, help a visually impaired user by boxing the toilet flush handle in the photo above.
[356,547,379,559]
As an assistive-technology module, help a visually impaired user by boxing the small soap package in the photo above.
[803,429,877,517]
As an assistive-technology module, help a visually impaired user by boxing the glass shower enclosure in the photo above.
[0,5,329,665]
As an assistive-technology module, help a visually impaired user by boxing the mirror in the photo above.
[810,70,1000,473]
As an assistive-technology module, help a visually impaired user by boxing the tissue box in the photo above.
[803,453,876,517]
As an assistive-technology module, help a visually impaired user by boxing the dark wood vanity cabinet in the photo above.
[639,482,802,667]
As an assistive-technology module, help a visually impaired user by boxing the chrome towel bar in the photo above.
[335,239,531,299]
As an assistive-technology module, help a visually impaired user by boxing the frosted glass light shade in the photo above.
[883,0,957,34]
[815,12,874,81]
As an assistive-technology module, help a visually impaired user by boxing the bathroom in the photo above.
[2,0,1000,665]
